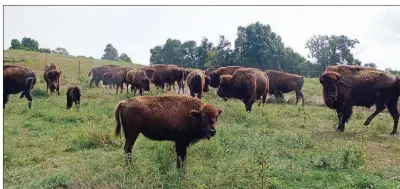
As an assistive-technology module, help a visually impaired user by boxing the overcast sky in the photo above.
[4,6,400,70]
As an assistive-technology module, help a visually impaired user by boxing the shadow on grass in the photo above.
[31,88,49,99]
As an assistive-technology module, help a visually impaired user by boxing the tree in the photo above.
[119,53,132,63]
[305,35,360,71]
[10,39,23,50]
[181,40,198,68]
[162,39,183,66]
[150,46,164,64]
[52,47,69,56]
[196,37,213,69]
[101,43,119,61]
[40,48,51,53]
[21,37,40,51]
[216,35,234,67]
[364,62,377,68]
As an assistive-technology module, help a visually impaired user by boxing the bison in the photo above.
[205,68,217,77]
[66,85,81,109]
[186,70,210,99]
[209,66,244,88]
[217,68,269,112]
[150,65,185,93]
[319,65,400,134]
[129,70,151,96]
[103,67,130,94]
[4,65,37,109]
[265,70,305,105]
[88,65,119,88]
[44,62,62,95]
[114,95,223,168]
[125,69,137,93]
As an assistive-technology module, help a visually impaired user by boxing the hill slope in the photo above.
[3,50,400,188]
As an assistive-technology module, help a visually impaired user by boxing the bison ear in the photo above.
[217,108,223,115]
[190,110,201,118]
[319,76,324,84]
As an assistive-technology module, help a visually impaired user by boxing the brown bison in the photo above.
[265,70,305,105]
[44,62,62,95]
[125,69,137,93]
[209,66,244,88]
[4,65,37,109]
[319,65,400,134]
[205,68,217,77]
[88,65,119,88]
[114,95,223,168]
[66,85,81,109]
[103,67,130,94]
[217,68,269,112]
[138,67,156,79]
[150,65,186,93]
[186,70,210,99]
[129,70,151,96]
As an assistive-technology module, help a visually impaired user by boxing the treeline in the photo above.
[8,38,133,63]
[150,21,399,77]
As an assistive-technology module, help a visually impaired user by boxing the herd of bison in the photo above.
[3,62,400,169]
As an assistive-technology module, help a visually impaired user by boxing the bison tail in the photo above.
[114,102,123,137]
[25,77,35,90]
[88,68,93,77]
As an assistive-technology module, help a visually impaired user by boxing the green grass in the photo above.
[3,50,400,189]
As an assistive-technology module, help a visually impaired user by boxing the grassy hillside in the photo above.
[3,50,400,189]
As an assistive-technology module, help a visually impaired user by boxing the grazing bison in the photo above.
[4,65,37,109]
[186,70,210,99]
[217,68,269,112]
[130,70,151,96]
[319,65,400,134]
[265,70,305,105]
[125,69,137,93]
[66,85,81,109]
[88,65,119,88]
[114,95,223,168]
[103,67,130,94]
[44,62,62,95]
[209,66,244,88]
[150,65,186,93]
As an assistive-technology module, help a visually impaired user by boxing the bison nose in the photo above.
[329,94,337,101]
[209,129,216,136]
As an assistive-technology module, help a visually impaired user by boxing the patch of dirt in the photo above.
[365,141,400,171]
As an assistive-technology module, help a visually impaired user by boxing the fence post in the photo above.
[78,60,81,78]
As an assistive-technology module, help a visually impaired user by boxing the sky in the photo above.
[4,6,400,70]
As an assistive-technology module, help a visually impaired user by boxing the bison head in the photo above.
[142,77,151,91]
[203,76,211,92]
[46,71,60,92]
[319,71,345,105]
[209,72,221,88]
[102,72,112,85]
[217,75,233,100]
[191,104,223,139]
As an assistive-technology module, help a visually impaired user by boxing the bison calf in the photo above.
[320,65,400,134]
[66,85,81,109]
[217,68,269,112]
[114,95,223,169]
[186,70,210,99]
[4,65,37,109]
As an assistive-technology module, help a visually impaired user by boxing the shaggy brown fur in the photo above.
[186,70,210,99]
[131,70,151,96]
[114,95,223,168]
[217,68,269,112]
[4,65,37,109]
[66,85,81,109]
[205,68,217,77]
[43,62,62,95]
[320,65,400,134]
[150,65,186,93]
[265,70,305,105]
[138,67,156,79]
[88,65,119,88]
[103,67,130,94]
[209,66,244,88]
[125,69,137,93]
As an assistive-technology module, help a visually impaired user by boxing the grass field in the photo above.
[3,50,400,189]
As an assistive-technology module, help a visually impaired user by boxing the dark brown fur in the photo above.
[43,62,61,95]
[149,65,185,93]
[205,68,217,77]
[209,66,244,88]
[217,68,269,112]
[103,67,130,94]
[186,70,210,99]
[320,65,400,134]
[66,85,81,109]
[265,70,305,105]
[88,65,119,88]
[131,70,151,96]
[4,65,37,109]
[125,69,137,93]
[114,95,223,168]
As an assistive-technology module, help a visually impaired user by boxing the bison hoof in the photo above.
[336,127,344,132]
[363,120,371,126]
[390,131,397,135]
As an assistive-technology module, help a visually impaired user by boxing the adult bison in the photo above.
[205,68,217,77]
[44,62,62,95]
[150,64,185,93]
[127,70,151,96]
[265,70,305,106]
[186,70,210,99]
[114,95,223,168]
[125,69,137,93]
[103,67,130,94]
[217,68,269,112]
[319,65,400,134]
[209,66,244,88]
[88,65,119,88]
[4,65,37,109]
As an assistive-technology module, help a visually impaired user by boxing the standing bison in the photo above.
[186,70,210,99]
[4,65,37,109]
[209,66,244,88]
[319,65,400,134]
[149,64,185,93]
[103,67,130,94]
[44,62,62,95]
[66,85,81,109]
[114,95,223,168]
[217,68,269,112]
[265,70,305,105]
[127,70,151,96]
[88,65,119,88]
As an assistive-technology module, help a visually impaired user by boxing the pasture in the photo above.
[3,50,400,189]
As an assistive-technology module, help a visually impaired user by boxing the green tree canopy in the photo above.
[10,39,23,50]
[52,47,69,56]
[364,62,377,68]
[101,44,119,61]
[21,37,40,51]
[119,53,132,63]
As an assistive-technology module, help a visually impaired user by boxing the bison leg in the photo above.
[243,99,254,112]
[66,95,73,109]
[364,103,386,126]
[190,91,195,97]
[296,91,305,106]
[175,142,187,169]
[4,94,10,109]
[57,84,60,95]
[385,95,399,135]
[19,92,25,99]
[89,79,95,88]
[46,83,49,94]
[139,88,144,96]
[262,94,267,105]
[133,88,137,96]
[124,135,139,166]
[25,91,33,109]
[95,80,100,88]
[336,107,353,132]
[120,85,123,94]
